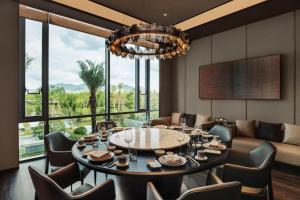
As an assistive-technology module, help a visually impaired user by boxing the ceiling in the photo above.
[91,0,230,25]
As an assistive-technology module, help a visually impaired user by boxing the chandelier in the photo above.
[106,23,191,60]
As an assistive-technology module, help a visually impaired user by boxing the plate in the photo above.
[115,161,129,168]
[195,155,208,161]
[158,155,187,167]
[76,143,86,149]
[202,143,226,151]
[87,152,114,163]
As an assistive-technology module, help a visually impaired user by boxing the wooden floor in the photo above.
[0,159,300,200]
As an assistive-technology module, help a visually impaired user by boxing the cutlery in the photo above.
[102,158,117,166]
[107,161,117,168]
[185,155,199,166]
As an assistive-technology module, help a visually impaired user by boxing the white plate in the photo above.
[203,143,226,151]
[158,155,187,167]
[194,155,208,161]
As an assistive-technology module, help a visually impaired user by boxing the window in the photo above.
[110,55,136,113]
[139,60,147,110]
[19,17,160,161]
[49,24,106,117]
[24,19,43,117]
[150,60,159,116]
[19,121,45,160]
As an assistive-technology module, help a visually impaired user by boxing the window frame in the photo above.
[19,17,160,161]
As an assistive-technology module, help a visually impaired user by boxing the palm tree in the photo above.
[78,60,105,132]
[25,53,34,71]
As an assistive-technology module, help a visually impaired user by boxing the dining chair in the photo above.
[208,125,233,148]
[29,162,116,200]
[215,142,276,200]
[96,121,117,132]
[44,132,90,184]
[147,172,241,200]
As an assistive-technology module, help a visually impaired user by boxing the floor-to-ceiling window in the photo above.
[19,17,160,161]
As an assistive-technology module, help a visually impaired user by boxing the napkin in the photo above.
[163,155,182,165]
[209,141,222,148]
[90,150,109,159]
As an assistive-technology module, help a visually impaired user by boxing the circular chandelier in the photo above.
[106,23,191,60]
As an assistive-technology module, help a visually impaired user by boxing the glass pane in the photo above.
[19,122,45,160]
[150,60,159,110]
[25,19,43,117]
[49,24,106,117]
[49,116,98,141]
[139,61,146,110]
[111,113,147,127]
[150,111,159,119]
[110,54,136,113]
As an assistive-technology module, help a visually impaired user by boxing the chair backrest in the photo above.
[250,142,276,168]
[178,181,241,200]
[28,166,71,200]
[96,121,117,132]
[209,125,232,148]
[45,132,72,152]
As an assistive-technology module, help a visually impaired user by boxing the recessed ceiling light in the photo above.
[163,13,167,17]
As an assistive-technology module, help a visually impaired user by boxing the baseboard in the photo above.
[273,161,300,176]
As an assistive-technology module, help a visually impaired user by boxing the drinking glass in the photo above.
[177,131,185,156]
[124,129,133,159]
[181,118,186,132]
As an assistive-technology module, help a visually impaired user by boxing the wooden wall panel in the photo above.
[159,60,172,117]
[186,37,212,116]
[172,56,186,113]
[211,27,247,121]
[247,12,294,123]
[0,0,19,170]
[296,10,300,125]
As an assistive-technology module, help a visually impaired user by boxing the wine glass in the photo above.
[124,129,133,159]
[177,131,185,156]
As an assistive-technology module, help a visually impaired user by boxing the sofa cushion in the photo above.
[236,120,255,138]
[283,123,300,146]
[182,113,196,127]
[171,112,182,125]
[232,136,300,167]
[256,121,283,142]
[194,114,210,128]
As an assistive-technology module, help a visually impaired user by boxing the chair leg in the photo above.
[45,157,49,174]
[71,184,73,192]
[105,173,108,179]
[268,175,274,200]
[81,178,84,185]
[94,171,97,185]
[34,192,38,200]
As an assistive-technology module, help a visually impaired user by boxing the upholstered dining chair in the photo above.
[208,125,233,148]
[29,163,116,200]
[215,142,276,200]
[44,132,90,183]
[147,172,242,200]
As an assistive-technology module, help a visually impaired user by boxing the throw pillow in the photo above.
[182,113,196,127]
[256,121,283,142]
[194,114,210,128]
[283,123,300,146]
[236,120,255,138]
[171,112,182,125]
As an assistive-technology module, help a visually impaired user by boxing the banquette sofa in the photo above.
[232,120,300,167]
[151,113,300,167]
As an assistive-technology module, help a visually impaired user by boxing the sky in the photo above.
[25,19,159,91]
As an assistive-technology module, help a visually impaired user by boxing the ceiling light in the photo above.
[106,23,191,60]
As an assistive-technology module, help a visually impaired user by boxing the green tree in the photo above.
[78,60,105,132]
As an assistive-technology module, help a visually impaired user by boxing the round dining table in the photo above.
[72,128,228,200]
